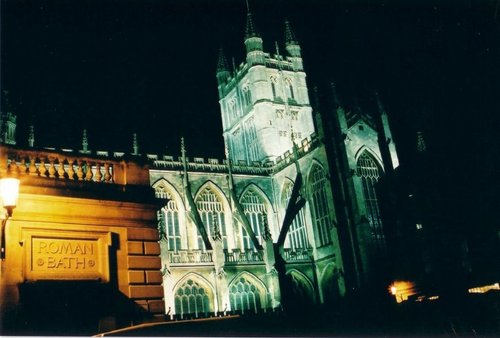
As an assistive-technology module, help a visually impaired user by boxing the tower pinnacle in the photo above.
[28,125,35,148]
[132,133,139,155]
[216,48,231,87]
[284,19,302,68]
[82,129,89,152]
[244,6,264,65]
[245,10,259,39]
[285,20,298,45]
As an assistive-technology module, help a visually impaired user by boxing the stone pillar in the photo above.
[212,240,228,314]
[261,214,280,309]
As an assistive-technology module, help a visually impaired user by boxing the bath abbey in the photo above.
[0,9,399,331]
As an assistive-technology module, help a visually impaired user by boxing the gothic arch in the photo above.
[305,160,327,196]
[282,269,316,308]
[194,180,230,209]
[318,263,341,304]
[280,178,309,250]
[194,180,233,249]
[238,184,276,248]
[173,272,216,318]
[354,146,384,173]
[152,178,186,210]
[228,271,268,313]
[355,148,386,244]
[239,183,273,213]
[280,177,295,206]
[173,272,215,295]
[306,162,333,246]
[228,271,268,296]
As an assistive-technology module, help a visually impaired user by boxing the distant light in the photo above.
[408,194,413,198]
[416,223,423,230]
[468,282,499,294]
[388,281,417,303]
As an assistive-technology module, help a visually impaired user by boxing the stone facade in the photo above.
[0,11,401,331]
[0,145,162,332]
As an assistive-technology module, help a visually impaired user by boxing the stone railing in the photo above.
[152,157,272,175]
[4,148,115,183]
[224,249,264,264]
[168,250,213,265]
[282,248,312,262]
[152,133,320,176]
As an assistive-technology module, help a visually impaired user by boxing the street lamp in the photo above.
[0,177,20,259]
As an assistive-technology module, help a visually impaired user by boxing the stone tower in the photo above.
[0,91,17,146]
[216,12,314,164]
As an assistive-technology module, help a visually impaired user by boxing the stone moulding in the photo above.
[20,227,112,283]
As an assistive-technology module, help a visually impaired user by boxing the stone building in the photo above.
[150,12,399,319]
[0,10,401,327]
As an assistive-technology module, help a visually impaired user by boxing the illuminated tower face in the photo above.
[217,19,315,164]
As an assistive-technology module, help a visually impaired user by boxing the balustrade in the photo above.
[168,250,213,265]
[3,149,115,184]
[224,249,263,264]
[282,248,312,262]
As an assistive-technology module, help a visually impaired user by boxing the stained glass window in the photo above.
[229,277,261,314]
[309,165,332,246]
[196,187,228,249]
[356,152,384,240]
[174,279,211,318]
[282,181,309,250]
[240,189,267,249]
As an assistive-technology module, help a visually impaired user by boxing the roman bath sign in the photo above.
[33,238,98,271]
[22,228,111,282]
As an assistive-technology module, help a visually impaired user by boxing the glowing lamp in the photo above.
[0,178,20,216]
[0,177,19,259]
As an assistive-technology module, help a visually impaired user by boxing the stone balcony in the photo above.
[282,248,313,262]
[224,249,264,265]
[167,250,214,265]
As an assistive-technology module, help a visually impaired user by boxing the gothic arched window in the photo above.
[174,279,211,319]
[282,181,309,250]
[356,152,384,240]
[196,187,228,249]
[285,78,295,100]
[242,86,252,107]
[309,165,332,246]
[240,189,268,249]
[229,277,262,314]
[270,77,277,99]
[155,185,181,251]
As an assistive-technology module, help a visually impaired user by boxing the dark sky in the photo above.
[1,0,499,167]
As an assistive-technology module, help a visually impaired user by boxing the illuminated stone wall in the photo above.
[150,135,345,318]
[218,34,314,164]
[0,145,162,331]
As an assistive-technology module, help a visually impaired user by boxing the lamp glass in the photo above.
[0,178,20,208]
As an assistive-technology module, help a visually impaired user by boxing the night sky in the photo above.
[1,1,499,227]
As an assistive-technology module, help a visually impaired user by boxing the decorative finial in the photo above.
[245,8,258,39]
[132,133,139,155]
[261,213,272,241]
[181,137,186,157]
[28,125,35,148]
[82,129,88,152]
[217,48,229,73]
[212,214,222,241]
[417,131,427,153]
[285,20,298,45]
